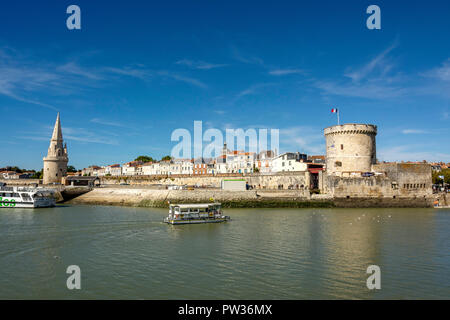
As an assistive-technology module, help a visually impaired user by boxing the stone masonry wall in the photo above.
[99,172,310,190]
[326,163,432,198]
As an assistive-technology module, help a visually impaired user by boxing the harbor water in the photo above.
[0,205,449,299]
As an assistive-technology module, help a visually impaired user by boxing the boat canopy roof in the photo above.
[170,203,221,209]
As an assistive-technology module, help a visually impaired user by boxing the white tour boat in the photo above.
[164,203,231,225]
[0,185,56,208]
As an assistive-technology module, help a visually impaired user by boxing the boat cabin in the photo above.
[169,203,222,218]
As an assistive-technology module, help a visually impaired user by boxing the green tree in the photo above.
[432,169,450,184]
[161,155,172,161]
[67,165,77,173]
[31,169,43,179]
[9,166,23,173]
[135,155,154,163]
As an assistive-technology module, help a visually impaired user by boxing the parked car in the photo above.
[362,172,374,177]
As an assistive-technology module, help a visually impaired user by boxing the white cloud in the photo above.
[312,42,408,100]
[423,58,450,81]
[401,129,429,134]
[314,80,406,99]
[157,71,207,88]
[104,66,149,80]
[175,59,228,70]
[268,69,304,76]
[345,42,398,82]
[90,118,127,127]
[236,83,274,99]
[0,46,210,111]
[230,45,264,65]
[59,62,103,80]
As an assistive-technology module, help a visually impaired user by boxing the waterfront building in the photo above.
[81,165,101,176]
[139,160,191,176]
[272,152,308,172]
[226,151,255,174]
[105,164,122,176]
[206,162,216,175]
[64,176,100,187]
[193,159,208,175]
[308,155,326,165]
[255,150,276,173]
[95,167,106,176]
[43,113,68,184]
[168,161,181,175]
[174,159,193,175]
[214,144,229,174]
[122,161,143,175]
[215,159,228,174]
[140,162,156,175]
[158,161,171,175]
[0,171,29,179]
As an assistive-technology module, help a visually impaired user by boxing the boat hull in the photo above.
[164,217,231,225]
[0,200,56,208]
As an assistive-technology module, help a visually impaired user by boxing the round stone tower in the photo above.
[43,113,68,184]
[324,123,377,175]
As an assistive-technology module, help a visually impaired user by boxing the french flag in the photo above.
[331,108,338,113]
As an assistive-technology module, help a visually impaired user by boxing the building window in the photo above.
[340,144,344,150]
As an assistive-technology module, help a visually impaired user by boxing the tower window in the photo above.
[340,144,344,150]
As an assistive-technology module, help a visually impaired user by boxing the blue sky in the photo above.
[0,0,449,170]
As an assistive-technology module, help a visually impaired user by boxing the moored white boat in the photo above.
[164,203,231,225]
[0,185,56,208]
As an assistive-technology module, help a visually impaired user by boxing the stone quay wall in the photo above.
[99,172,311,190]
[68,187,330,208]
[68,187,434,208]
[0,179,41,185]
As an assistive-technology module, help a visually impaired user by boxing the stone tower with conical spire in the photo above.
[43,113,69,184]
